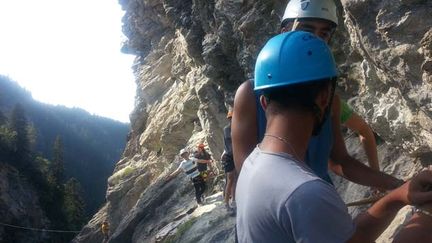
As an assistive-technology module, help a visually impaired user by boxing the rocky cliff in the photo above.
[74,0,432,242]
[0,163,50,243]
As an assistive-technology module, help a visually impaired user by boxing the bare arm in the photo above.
[329,95,402,190]
[348,170,432,242]
[349,190,405,242]
[393,203,432,242]
[196,159,212,164]
[344,113,380,171]
[166,166,182,181]
[232,80,258,172]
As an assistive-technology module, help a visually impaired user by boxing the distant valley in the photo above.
[0,75,129,216]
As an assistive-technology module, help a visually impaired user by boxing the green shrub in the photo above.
[108,165,135,185]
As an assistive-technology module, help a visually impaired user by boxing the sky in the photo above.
[0,0,136,123]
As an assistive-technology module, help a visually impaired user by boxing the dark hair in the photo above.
[280,18,337,31]
[280,19,294,30]
[263,78,335,115]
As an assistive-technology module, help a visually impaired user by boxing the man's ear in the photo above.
[260,95,268,111]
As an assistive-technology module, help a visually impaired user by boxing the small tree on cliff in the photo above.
[50,135,65,186]
[9,103,31,164]
[0,113,15,159]
[64,177,86,230]
[45,135,67,228]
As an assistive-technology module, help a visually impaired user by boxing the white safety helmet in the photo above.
[282,0,338,26]
[179,148,188,156]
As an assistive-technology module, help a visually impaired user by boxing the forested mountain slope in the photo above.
[0,76,130,215]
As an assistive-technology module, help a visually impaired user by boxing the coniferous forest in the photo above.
[0,75,129,238]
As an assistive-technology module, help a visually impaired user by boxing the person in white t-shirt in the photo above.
[166,148,209,204]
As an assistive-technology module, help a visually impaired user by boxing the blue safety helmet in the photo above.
[254,31,338,91]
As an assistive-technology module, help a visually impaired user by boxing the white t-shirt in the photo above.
[236,147,355,243]
[179,157,200,179]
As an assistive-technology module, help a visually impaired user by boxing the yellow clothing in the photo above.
[101,223,109,234]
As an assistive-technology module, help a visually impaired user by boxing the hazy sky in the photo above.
[0,0,136,123]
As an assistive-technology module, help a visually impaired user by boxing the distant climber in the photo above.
[166,148,209,205]
[193,143,214,181]
[221,111,237,216]
[101,220,109,242]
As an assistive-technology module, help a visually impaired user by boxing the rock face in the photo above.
[0,163,50,243]
[74,0,432,242]
[339,0,432,156]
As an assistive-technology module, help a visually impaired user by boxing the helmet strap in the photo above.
[292,18,300,31]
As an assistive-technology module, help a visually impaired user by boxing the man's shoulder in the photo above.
[203,151,211,159]
[290,179,337,199]
[244,149,323,193]
[179,159,186,166]
[285,179,348,218]
[234,80,256,107]
[284,179,354,242]
[238,79,254,91]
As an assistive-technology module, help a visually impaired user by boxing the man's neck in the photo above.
[260,111,314,162]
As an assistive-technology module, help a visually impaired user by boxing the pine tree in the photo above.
[51,135,64,185]
[9,103,30,163]
[64,178,86,230]
[27,123,37,153]
[0,112,14,159]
